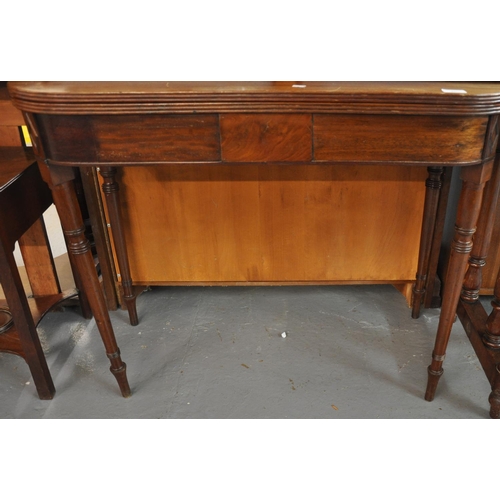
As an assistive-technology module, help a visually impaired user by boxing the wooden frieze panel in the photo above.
[95,115,221,163]
[220,113,312,162]
[38,114,221,164]
[313,114,488,164]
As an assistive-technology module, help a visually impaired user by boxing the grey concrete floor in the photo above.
[0,284,493,418]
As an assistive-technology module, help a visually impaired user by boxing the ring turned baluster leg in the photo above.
[50,171,131,397]
[479,254,500,418]
[99,167,139,326]
[459,118,500,417]
[425,163,492,402]
[412,167,443,319]
[462,147,500,304]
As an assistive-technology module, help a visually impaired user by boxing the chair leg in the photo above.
[0,241,55,399]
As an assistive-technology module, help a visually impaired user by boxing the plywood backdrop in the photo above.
[102,164,428,286]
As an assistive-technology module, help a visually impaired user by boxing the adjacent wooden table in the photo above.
[8,82,500,415]
[0,148,78,398]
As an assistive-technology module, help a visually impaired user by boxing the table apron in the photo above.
[35,113,489,166]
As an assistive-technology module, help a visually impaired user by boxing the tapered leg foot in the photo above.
[108,351,131,397]
[425,365,443,401]
[412,284,424,320]
[489,391,500,419]
[488,365,500,418]
[121,281,138,326]
[124,296,138,326]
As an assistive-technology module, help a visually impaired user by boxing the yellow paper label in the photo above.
[21,125,32,147]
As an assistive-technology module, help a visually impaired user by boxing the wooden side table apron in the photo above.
[8,82,500,414]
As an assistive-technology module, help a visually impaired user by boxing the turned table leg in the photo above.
[50,170,131,397]
[481,261,500,421]
[463,148,500,417]
[412,167,443,319]
[425,162,493,402]
[99,167,139,326]
[461,149,500,304]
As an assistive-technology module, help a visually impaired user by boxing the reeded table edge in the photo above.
[8,82,500,116]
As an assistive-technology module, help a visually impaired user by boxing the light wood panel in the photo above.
[0,127,22,147]
[104,163,428,285]
[0,86,23,147]
[480,193,500,295]
[18,217,61,296]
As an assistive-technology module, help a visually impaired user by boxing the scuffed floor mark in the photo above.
[332,312,386,330]
[398,354,424,373]
[163,298,203,417]
[421,313,441,324]
[358,321,387,330]
[70,322,88,346]
[75,351,95,374]
[36,326,50,354]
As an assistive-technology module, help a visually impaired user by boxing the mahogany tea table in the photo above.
[8,82,500,415]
